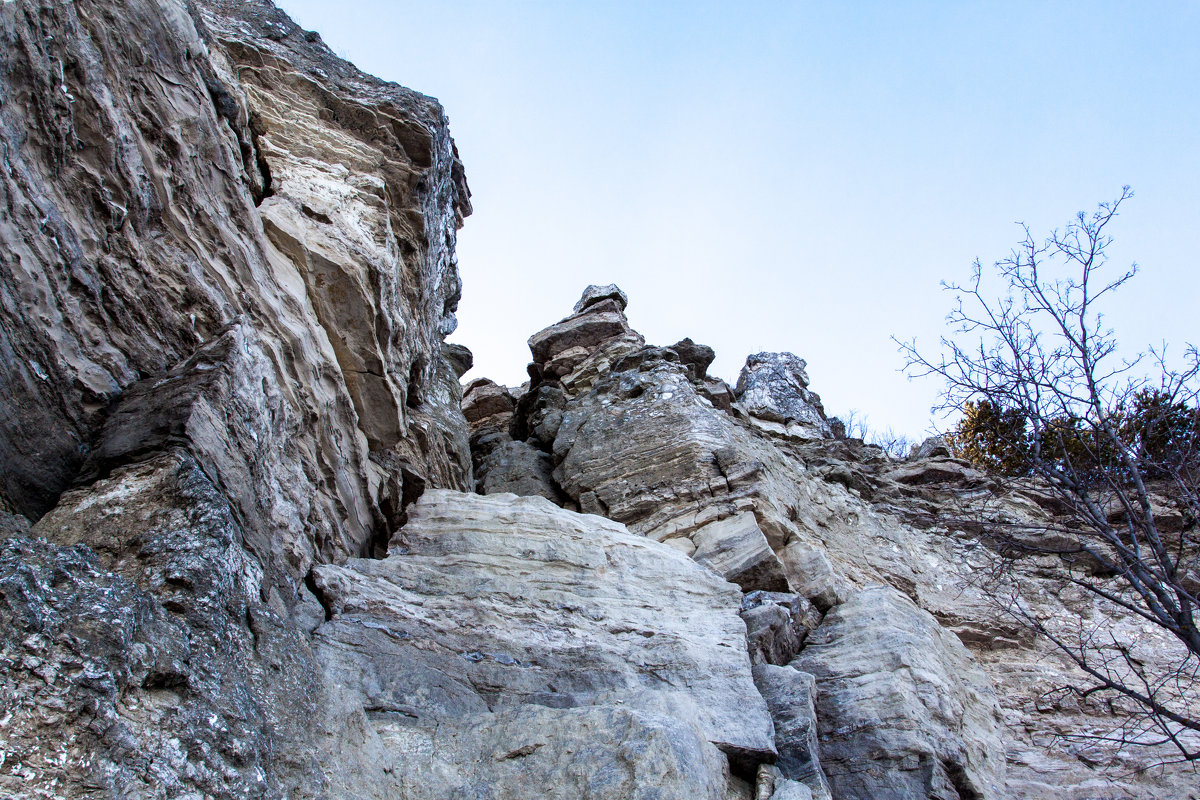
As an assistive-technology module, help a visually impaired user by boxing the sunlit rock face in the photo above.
[1,2,1197,799]
[467,283,1200,800]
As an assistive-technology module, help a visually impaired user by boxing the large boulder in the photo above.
[734,353,833,438]
[312,490,777,777]
[791,586,1006,800]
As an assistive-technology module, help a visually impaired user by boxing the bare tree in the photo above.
[897,188,1200,762]
[834,408,916,459]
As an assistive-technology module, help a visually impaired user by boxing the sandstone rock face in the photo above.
[0,0,471,549]
[463,287,1197,797]
[3,2,1197,798]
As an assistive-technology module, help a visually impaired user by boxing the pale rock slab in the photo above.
[692,512,791,593]
[380,705,733,800]
[312,489,777,765]
[791,586,1006,800]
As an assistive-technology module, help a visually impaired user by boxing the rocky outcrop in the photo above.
[463,285,1198,799]
[0,0,471,556]
[312,490,775,772]
[2,451,328,798]
[735,352,833,438]
[3,2,1197,798]
[792,587,1005,800]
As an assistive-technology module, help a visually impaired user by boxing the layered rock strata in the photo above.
[465,285,1200,800]
[2,1,1198,799]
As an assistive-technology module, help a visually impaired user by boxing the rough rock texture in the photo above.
[312,489,776,765]
[734,353,833,438]
[753,665,833,800]
[464,286,1199,799]
[0,0,471,548]
[3,2,1198,798]
[2,451,328,798]
[792,586,1005,800]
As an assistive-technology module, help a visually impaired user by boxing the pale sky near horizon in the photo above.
[276,0,1199,441]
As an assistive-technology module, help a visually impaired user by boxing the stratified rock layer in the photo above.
[2,1,1198,797]
[464,285,1199,799]
[0,0,472,571]
[792,586,1005,800]
[312,489,776,764]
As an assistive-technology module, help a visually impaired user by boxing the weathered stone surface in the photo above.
[552,357,737,528]
[443,342,474,378]
[692,512,790,593]
[380,705,733,800]
[777,544,851,612]
[462,377,517,426]
[753,665,832,800]
[769,779,816,800]
[529,305,643,366]
[0,0,471,530]
[671,337,717,381]
[573,283,629,314]
[313,490,777,763]
[735,353,832,437]
[4,1,1196,796]
[475,439,565,502]
[3,451,329,799]
[741,591,820,667]
[791,586,1006,800]
[910,435,952,460]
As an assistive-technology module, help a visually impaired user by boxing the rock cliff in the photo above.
[0,2,1196,799]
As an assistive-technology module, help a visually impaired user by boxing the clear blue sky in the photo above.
[277,0,1199,440]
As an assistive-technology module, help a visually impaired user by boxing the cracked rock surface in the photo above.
[2,1,1198,799]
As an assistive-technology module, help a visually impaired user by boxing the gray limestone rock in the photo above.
[381,705,733,800]
[4,451,331,799]
[910,435,952,460]
[573,283,630,314]
[692,512,791,593]
[741,591,820,666]
[462,377,518,426]
[752,665,832,800]
[313,490,777,764]
[529,304,643,366]
[777,544,851,612]
[476,439,566,503]
[0,0,471,526]
[791,586,1006,800]
[735,353,833,437]
[770,779,816,800]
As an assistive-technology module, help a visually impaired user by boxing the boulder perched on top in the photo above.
[735,352,832,437]
[573,283,629,314]
[670,338,717,381]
